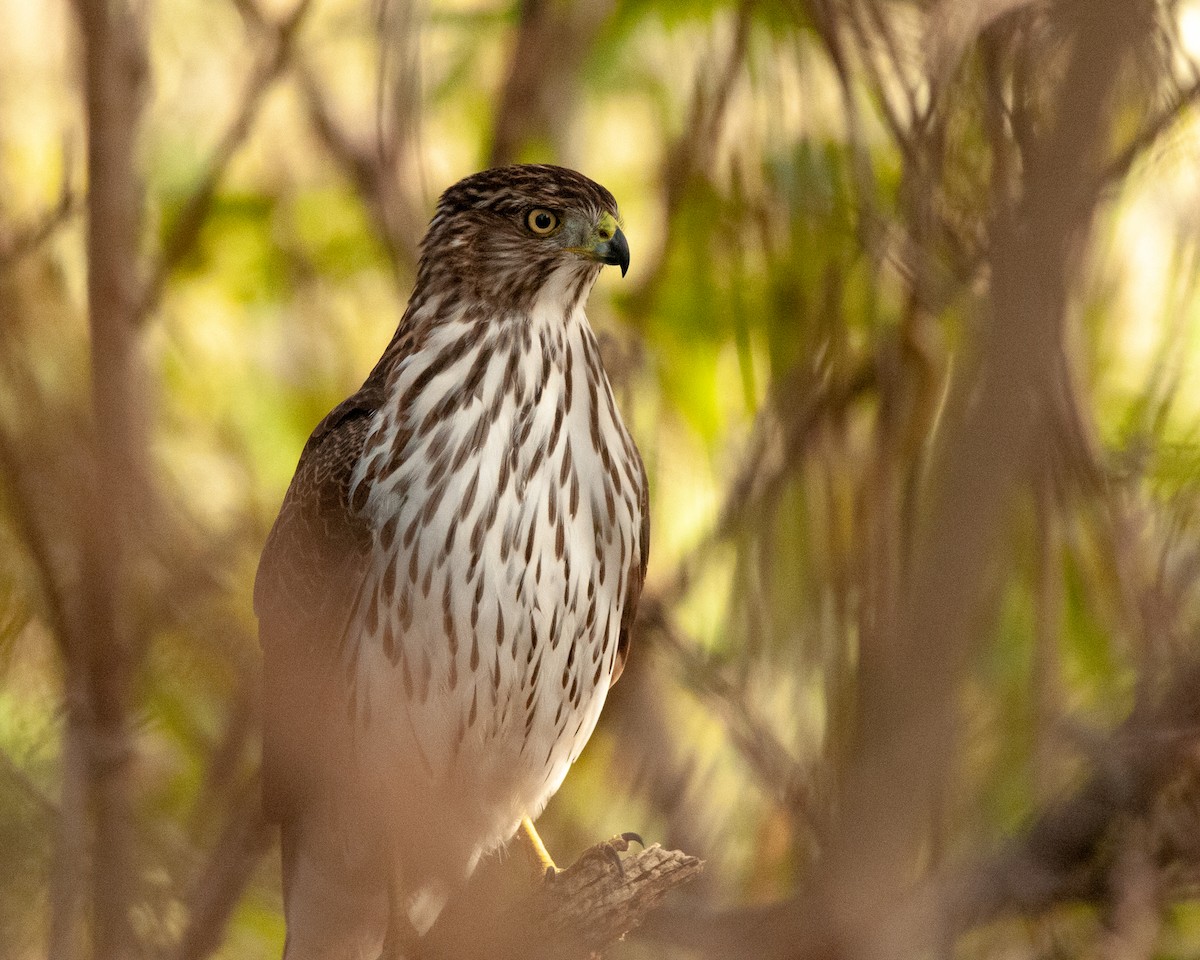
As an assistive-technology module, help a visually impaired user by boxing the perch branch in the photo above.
[529,842,706,958]
[425,841,704,960]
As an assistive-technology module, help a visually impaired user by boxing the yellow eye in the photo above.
[526,209,559,235]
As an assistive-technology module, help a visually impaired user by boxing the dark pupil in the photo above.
[535,212,552,230]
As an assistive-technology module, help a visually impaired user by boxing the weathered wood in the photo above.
[533,840,705,957]
[422,839,704,960]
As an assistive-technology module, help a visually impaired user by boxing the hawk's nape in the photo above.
[255,165,648,959]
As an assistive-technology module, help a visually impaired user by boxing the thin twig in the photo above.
[658,357,877,609]
[0,183,80,270]
[1094,74,1200,199]
[644,602,821,831]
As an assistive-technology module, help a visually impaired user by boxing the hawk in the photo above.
[255,164,648,958]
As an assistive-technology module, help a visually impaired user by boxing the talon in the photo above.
[619,831,644,849]
[544,865,558,884]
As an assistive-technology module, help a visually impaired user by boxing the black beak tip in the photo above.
[600,227,630,278]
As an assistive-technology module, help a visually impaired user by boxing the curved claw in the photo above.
[550,831,647,884]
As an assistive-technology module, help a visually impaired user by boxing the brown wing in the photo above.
[255,394,377,822]
[611,450,649,686]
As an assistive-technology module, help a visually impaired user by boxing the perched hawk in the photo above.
[255,165,648,958]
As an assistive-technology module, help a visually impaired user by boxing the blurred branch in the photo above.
[0,182,79,271]
[139,0,314,320]
[659,356,877,608]
[49,691,90,960]
[641,659,1200,956]
[295,52,423,278]
[823,0,1146,951]
[842,0,916,157]
[189,677,259,832]
[0,424,73,652]
[1031,473,1064,800]
[943,659,1200,935]
[0,404,95,960]
[642,601,821,832]
[924,0,1041,90]
[71,0,152,955]
[628,0,753,310]
[1095,73,1200,199]
[489,0,618,166]
[373,0,423,176]
[644,3,1152,957]
[1098,823,1160,960]
[805,0,886,259]
[0,747,58,821]
[171,778,273,960]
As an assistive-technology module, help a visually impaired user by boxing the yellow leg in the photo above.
[517,815,558,881]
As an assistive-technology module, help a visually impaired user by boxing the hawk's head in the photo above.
[414,164,629,312]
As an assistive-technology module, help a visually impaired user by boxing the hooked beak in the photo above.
[587,212,630,277]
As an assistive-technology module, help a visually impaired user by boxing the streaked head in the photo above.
[415,164,629,311]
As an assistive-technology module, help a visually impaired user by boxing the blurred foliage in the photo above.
[4,0,1200,958]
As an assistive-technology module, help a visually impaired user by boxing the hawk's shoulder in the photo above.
[254,392,377,647]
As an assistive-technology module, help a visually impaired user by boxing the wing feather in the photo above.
[611,450,649,686]
[255,394,377,821]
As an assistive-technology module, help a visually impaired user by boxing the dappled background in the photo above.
[4,0,1200,957]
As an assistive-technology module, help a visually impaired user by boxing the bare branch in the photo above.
[71,0,152,954]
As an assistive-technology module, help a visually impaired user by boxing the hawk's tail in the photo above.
[279,817,390,960]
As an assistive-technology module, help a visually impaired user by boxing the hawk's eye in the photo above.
[526,209,559,235]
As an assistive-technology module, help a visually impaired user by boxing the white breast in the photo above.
[346,278,642,904]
